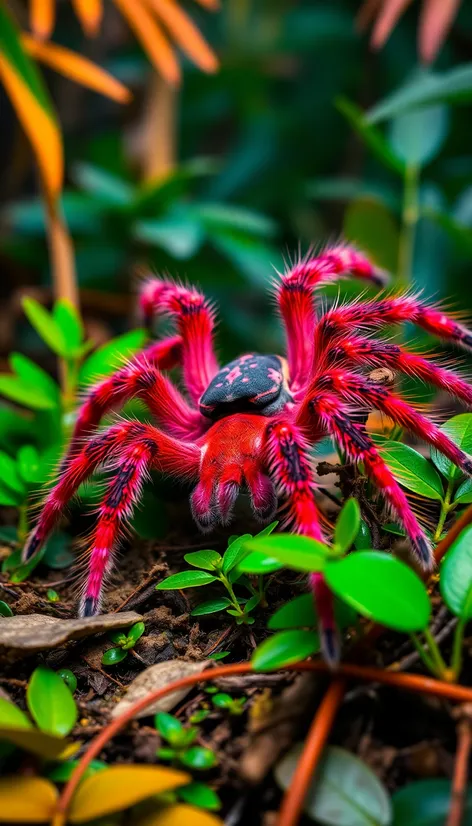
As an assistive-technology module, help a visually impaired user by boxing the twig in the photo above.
[446,711,472,826]
[277,679,346,826]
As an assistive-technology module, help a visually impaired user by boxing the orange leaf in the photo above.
[67,764,190,823]
[135,804,224,826]
[22,35,131,103]
[145,0,218,73]
[30,0,55,40]
[71,0,103,36]
[0,776,57,823]
[0,54,63,199]
[113,0,180,85]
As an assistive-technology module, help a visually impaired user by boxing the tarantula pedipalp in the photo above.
[23,244,472,660]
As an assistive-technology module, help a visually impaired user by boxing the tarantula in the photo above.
[23,244,472,660]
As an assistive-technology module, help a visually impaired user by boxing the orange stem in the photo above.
[446,717,472,826]
[277,679,346,826]
[52,660,472,826]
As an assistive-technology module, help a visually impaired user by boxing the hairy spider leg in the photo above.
[263,420,339,664]
[23,422,200,570]
[302,370,472,478]
[276,244,388,393]
[139,277,219,404]
[303,394,434,567]
[313,294,472,360]
[326,337,472,408]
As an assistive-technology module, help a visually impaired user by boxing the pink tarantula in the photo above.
[23,244,472,660]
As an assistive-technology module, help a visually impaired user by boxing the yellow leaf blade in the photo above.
[0,54,63,198]
[0,777,57,823]
[68,764,190,823]
[136,804,225,826]
[71,0,103,36]
[30,0,56,40]
[145,0,218,73]
[113,0,181,85]
[0,725,69,759]
[22,35,131,103]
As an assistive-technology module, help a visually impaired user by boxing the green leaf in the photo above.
[255,520,279,536]
[134,214,204,259]
[241,534,330,573]
[73,162,134,206]
[10,352,59,405]
[325,552,431,632]
[22,297,68,357]
[123,621,145,648]
[17,445,40,485]
[380,441,445,499]
[0,5,54,116]
[184,550,222,571]
[236,551,284,574]
[252,629,320,672]
[0,600,13,617]
[210,231,283,288]
[275,744,392,826]
[334,498,361,552]
[53,300,84,356]
[440,524,472,619]
[211,693,233,709]
[392,779,472,826]
[431,414,472,482]
[47,589,60,603]
[222,534,253,574]
[26,666,78,736]
[354,519,372,550]
[0,374,57,411]
[178,782,221,811]
[180,746,218,770]
[388,105,449,167]
[47,759,107,783]
[156,571,218,590]
[454,477,472,505]
[102,647,128,666]
[0,451,26,497]
[57,669,77,693]
[368,65,472,123]
[191,599,232,616]
[268,594,317,630]
[196,202,276,237]
[0,697,32,730]
[155,712,183,743]
[336,97,405,175]
[79,329,147,386]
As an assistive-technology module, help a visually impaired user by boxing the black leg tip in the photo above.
[81,597,99,617]
[414,535,434,569]
[321,627,340,668]
[22,533,41,562]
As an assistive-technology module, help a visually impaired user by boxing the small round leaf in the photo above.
[334,498,361,552]
[440,524,472,619]
[184,551,222,570]
[26,666,78,737]
[252,630,320,672]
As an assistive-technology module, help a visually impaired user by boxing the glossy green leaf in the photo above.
[0,451,25,497]
[275,744,392,826]
[336,97,405,175]
[211,693,233,709]
[0,698,32,730]
[57,669,77,693]
[380,441,444,499]
[184,550,222,571]
[252,629,320,672]
[123,621,145,648]
[47,589,59,603]
[325,552,431,632]
[155,712,183,743]
[47,759,107,783]
[241,534,330,573]
[388,105,449,167]
[368,65,472,123]
[236,551,283,574]
[22,298,68,357]
[0,375,57,411]
[222,534,252,573]
[454,477,472,505]
[156,571,218,590]
[431,414,472,482]
[179,782,221,811]
[9,353,59,406]
[268,594,317,630]
[27,666,78,736]
[73,162,134,206]
[17,445,40,485]
[134,215,204,259]
[53,300,84,355]
[354,519,372,550]
[191,599,232,616]
[392,779,472,826]
[180,746,218,770]
[440,524,472,619]
[334,498,361,552]
[0,601,13,617]
[255,521,279,536]
[102,647,128,666]
[79,329,147,386]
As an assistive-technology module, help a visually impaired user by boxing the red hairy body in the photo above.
[23,244,472,661]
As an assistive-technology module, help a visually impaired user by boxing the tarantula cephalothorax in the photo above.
[23,244,472,659]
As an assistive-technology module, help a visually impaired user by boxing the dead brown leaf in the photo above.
[111,658,211,720]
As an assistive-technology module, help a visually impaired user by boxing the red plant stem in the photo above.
[277,679,346,826]
[435,503,472,563]
[446,717,472,826]
[52,661,472,826]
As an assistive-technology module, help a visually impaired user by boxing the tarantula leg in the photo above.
[277,244,387,393]
[315,294,472,357]
[306,370,472,477]
[66,353,205,466]
[244,463,277,522]
[23,423,200,566]
[308,395,434,568]
[139,278,219,403]
[328,337,472,408]
[264,420,339,663]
